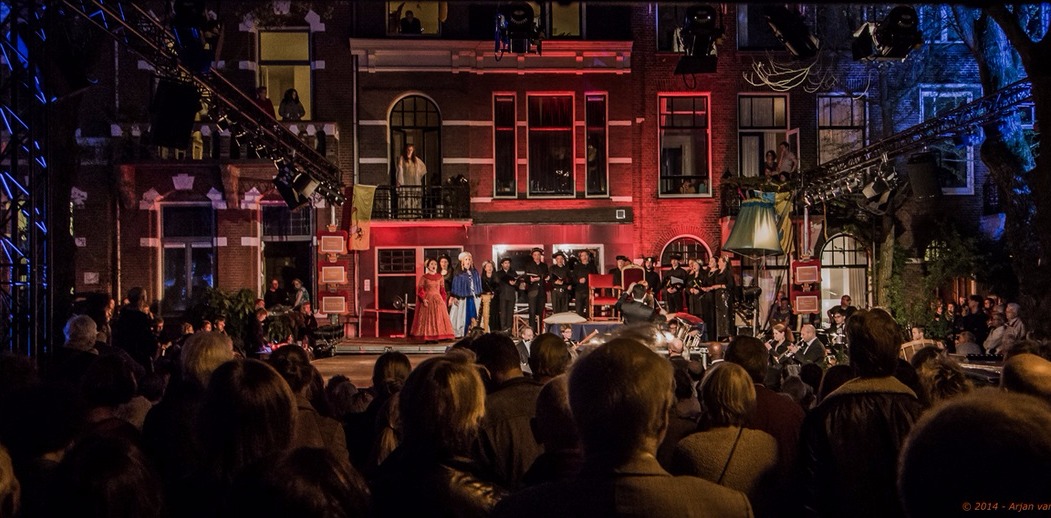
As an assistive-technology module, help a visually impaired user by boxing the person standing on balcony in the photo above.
[396,144,426,216]
[254,86,275,119]
[278,88,305,121]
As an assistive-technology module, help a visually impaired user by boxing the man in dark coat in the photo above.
[524,248,549,331]
[496,257,519,333]
[111,287,159,373]
[493,338,752,517]
[571,250,598,318]
[661,255,687,314]
[608,255,630,288]
[549,252,571,314]
[615,284,662,326]
[801,308,923,518]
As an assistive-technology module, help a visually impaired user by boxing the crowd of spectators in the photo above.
[1,299,1050,517]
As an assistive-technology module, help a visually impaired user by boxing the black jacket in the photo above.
[373,448,508,518]
[801,376,923,518]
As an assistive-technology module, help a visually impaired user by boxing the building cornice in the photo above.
[349,39,632,74]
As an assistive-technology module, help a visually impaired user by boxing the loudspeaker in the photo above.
[906,152,943,199]
[149,79,201,149]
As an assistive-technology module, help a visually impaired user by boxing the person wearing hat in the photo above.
[661,255,688,314]
[609,255,630,287]
[572,250,599,318]
[448,251,483,338]
[496,257,519,333]
[643,257,661,295]
[549,251,571,315]
[524,248,549,331]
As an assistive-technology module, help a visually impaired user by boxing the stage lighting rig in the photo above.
[674,5,723,75]
[495,2,541,57]
[762,5,820,60]
[852,5,922,62]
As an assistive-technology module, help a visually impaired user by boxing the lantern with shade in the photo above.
[723,197,784,336]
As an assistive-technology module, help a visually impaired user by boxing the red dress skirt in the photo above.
[411,273,455,341]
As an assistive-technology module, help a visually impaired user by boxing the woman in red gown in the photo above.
[411,257,455,342]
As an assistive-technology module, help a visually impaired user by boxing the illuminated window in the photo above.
[920,86,976,195]
[820,233,868,317]
[258,30,312,120]
[527,95,574,196]
[523,2,582,38]
[817,95,866,165]
[389,95,442,186]
[659,94,710,196]
[660,236,711,265]
[738,95,788,177]
[386,1,441,36]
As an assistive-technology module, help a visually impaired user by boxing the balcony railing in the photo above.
[372,185,470,220]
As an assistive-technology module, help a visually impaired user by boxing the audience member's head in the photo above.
[0,444,19,518]
[230,447,370,518]
[0,383,84,466]
[64,314,98,351]
[847,309,902,378]
[908,345,943,370]
[817,364,855,403]
[80,355,136,411]
[200,359,297,483]
[269,345,313,395]
[698,362,755,429]
[473,333,522,384]
[724,336,768,384]
[0,352,39,402]
[899,391,1051,516]
[780,375,813,410]
[55,433,162,518]
[916,355,972,406]
[531,376,577,451]
[398,354,486,458]
[180,331,235,389]
[372,351,412,400]
[569,338,673,467]
[894,358,927,406]
[1001,353,1051,404]
[799,363,824,395]
[1005,339,1051,362]
[325,375,359,419]
[528,333,572,381]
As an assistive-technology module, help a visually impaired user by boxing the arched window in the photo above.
[820,233,869,318]
[660,236,711,265]
[389,95,442,186]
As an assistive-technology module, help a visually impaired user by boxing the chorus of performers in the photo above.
[404,249,746,343]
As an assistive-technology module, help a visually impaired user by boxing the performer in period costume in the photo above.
[549,251,571,314]
[661,254,687,314]
[706,255,736,340]
[609,255,630,287]
[496,257,519,333]
[524,248,549,332]
[448,252,483,338]
[411,258,455,342]
[438,254,454,295]
[572,250,599,318]
[479,260,500,333]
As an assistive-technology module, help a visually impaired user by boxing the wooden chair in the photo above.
[589,273,620,321]
[620,265,645,292]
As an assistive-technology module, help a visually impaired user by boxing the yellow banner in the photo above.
[349,185,377,251]
[774,191,795,257]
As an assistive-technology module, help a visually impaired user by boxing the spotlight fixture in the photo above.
[762,5,820,60]
[674,5,723,75]
[273,163,310,209]
[495,2,541,56]
[852,5,922,62]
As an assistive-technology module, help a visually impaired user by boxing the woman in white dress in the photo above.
[396,144,427,215]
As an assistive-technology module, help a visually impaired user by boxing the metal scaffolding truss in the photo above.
[0,0,52,355]
[60,0,344,199]
[799,79,1033,204]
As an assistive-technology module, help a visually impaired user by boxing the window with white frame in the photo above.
[528,95,574,196]
[161,205,215,315]
[817,95,866,165]
[494,95,517,197]
[660,236,711,265]
[738,95,788,178]
[258,30,312,120]
[920,86,976,195]
[585,94,608,196]
[820,233,868,319]
[659,94,711,196]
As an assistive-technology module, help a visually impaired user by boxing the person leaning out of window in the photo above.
[279,88,305,121]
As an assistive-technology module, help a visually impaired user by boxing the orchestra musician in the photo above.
[549,251,571,314]
[572,250,598,318]
[524,247,549,331]
[769,323,796,366]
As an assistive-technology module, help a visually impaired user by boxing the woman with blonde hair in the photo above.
[448,252,482,338]
[372,354,507,515]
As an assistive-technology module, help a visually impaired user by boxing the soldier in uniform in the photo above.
[661,254,687,314]
[549,251,571,314]
[496,257,519,333]
[524,247,549,331]
[572,250,599,318]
